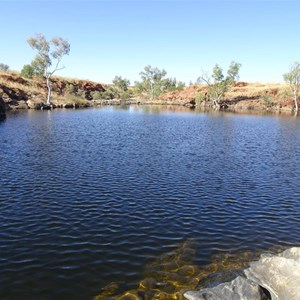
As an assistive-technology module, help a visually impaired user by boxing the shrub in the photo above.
[0,63,9,71]
[262,94,274,108]
[195,92,206,105]
[66,83,77,95]
[21,64,35,78]
[91,91,102,100]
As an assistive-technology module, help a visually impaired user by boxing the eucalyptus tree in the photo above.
[112,76,130,92]
[283,62,300,113]
[197,61,241,108]
[27,33,70,105]
[136,65,168,100]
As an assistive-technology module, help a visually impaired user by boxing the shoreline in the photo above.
[0,72,297,117]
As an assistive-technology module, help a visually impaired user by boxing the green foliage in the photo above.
[163,78,186,91]
[283,62,300,85]
[21,62,44,79]
[0,63,9,71]
[197,61,241,107]
[262,94,274,108]
[135,65,168,100]
[21,64,35,78]
[135,65,185,100]
[176,81,186,90]
[91,88,115,100]
[27,33,70,76]
[66,83,77,95]
[195,92,206,105]
[112,76,130,91]
[111,76,131,99]
[91,91,102,100]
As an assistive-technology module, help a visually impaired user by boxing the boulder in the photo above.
[16,100,28,109]
[244,247,300,300]
[0,97,6,119]
[184,276,263,300]
[185,247,300,300]
[27,99,44,109]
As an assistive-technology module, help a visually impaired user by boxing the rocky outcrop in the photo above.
[184,247,300,300]
[245,247,300,300]
[0,72,106,109]
[0,96,6,119]
[184,276,264,300]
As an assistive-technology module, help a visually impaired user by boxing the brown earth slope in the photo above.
[160,82,295,112]
[0,72,105,110]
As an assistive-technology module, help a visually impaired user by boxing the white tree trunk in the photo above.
[293,88,298,113]
[46,75,51,105]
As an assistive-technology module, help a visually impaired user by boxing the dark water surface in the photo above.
[1,106,300,299]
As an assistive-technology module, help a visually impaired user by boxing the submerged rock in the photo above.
[184,247,300,300]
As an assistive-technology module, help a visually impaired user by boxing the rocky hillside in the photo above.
[0,72,105,110]
[160,82,295,112]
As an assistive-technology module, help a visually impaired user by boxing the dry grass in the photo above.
[227,82,289,98]
[0,77,42,95]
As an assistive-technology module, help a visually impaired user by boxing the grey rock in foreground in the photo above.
[184,276,262,300]
[184,247,300,300]
[244,247,300,300]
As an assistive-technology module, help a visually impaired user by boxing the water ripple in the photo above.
[0,108,300,299]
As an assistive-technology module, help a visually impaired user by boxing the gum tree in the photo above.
[197,61,241,109]
[283,62,300,113]
[27,33,70,105]
[136,65,167,100]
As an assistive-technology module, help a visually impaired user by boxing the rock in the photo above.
[27,99,44,109]
[0,97,6,119]
[16,100,28,109]
[235,82,248,87]
[184,276,263,300]
[244,247,300,300]
[185,247,300,300]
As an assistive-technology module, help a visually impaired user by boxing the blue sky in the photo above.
[1,0,300,84]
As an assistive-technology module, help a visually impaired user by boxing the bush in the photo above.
[0,63,9,71]
[262,94,274,108]
[91,89,115,100]
[195,92,206,105]
[66,83,77,95]
[21,64,35,78]
[91,91,102,100]
[118,91,131,99]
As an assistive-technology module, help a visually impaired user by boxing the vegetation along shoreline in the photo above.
[0,70,298,116]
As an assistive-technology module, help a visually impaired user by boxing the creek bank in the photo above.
[184,247,300,300]
[0,73,297,113]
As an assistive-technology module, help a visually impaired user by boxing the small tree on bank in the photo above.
[27,33,70,105]
[197,61,241,108]
[283,62,300,113]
